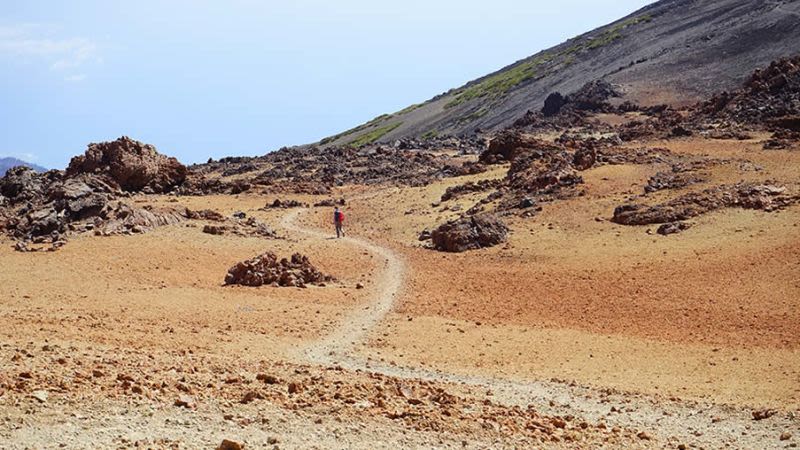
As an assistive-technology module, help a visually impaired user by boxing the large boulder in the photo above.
[566,80,621,112]
[541,92,567,117]
[481,131,558,164]
[430,214,508,252]
[66,136,187,193]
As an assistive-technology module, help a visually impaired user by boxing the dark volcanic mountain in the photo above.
[319,0,800,147]
[0,158,46,176]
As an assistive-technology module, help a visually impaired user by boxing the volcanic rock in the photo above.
[66,136,187,193]
[566,80,621,112]
[506,142,582,194]
[542,92,567,117]
[430,214,508,252]
[441,179,502,202]
[613,184,798,225]
[98,204,188,235]
[201,217,278,239]
[697,56,800,126]
[266,199,308,209]
[187,209,226,221]
[225,252,335,287]
[0,166,52,203]
[645,171,705,193]
[656,222,691,236]
[572,147,597,171]
[217,440,243,450]
[480,131,545,164]
[203,224,228,235]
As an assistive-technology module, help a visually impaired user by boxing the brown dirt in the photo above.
[1,136,799,448]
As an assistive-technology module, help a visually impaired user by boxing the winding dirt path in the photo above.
[280,208,406,364]
[280,207,797,449]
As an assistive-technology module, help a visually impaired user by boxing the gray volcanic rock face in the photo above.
[319,0,800,146]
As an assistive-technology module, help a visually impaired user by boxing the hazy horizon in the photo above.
[2,1,654,169]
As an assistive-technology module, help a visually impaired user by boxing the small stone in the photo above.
[355,283,365,289]
[217,439,243,450]
[175,394,195,409]
[288,382,302,395]
[267,437,279,445]
[31,390,48,403]
[637,431,651,440]
[781,432,793,441]
[256,373,279,384]
[752,409,777,420]
[241,391,262,404]
[92,369,104,378]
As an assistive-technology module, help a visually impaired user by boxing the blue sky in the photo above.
[1,1,654,168]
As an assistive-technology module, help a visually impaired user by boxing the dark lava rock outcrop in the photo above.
[645,171,706,194]
[440,180,502,202]
[657,221,692,236]
[265,199,308,209]
[479,130,550,164]
[613,184,798,225]
[225,252,335,287]
[698,56,800,126]
[430,214,508,252]
[66,136,187,193]
[0,137,191,250]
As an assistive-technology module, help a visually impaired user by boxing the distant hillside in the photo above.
[319,0,800,147]
[0,157,47,176]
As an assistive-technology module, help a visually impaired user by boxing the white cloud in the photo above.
[0,24,99,78]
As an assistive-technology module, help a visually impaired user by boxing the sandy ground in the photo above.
[1,135,799,448]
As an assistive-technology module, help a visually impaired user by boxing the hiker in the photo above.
[333,206,345,238]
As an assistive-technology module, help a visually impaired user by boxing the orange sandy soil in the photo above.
[331,135,800,409]
[0,194,379,360]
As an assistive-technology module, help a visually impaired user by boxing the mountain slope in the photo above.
[0,157,46,176]
[320,0,800,147]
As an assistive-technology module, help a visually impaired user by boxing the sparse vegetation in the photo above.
[456,107,490,125]
[347,122,403,147]
[320,114,393,145]
[561,14,653,56]
[421,130,439,140]
[396,103,422,115]
[444,55,553,109]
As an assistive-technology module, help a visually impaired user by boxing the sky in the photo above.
[1,1,654,169]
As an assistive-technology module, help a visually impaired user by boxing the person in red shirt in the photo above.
[333,206,345,238]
